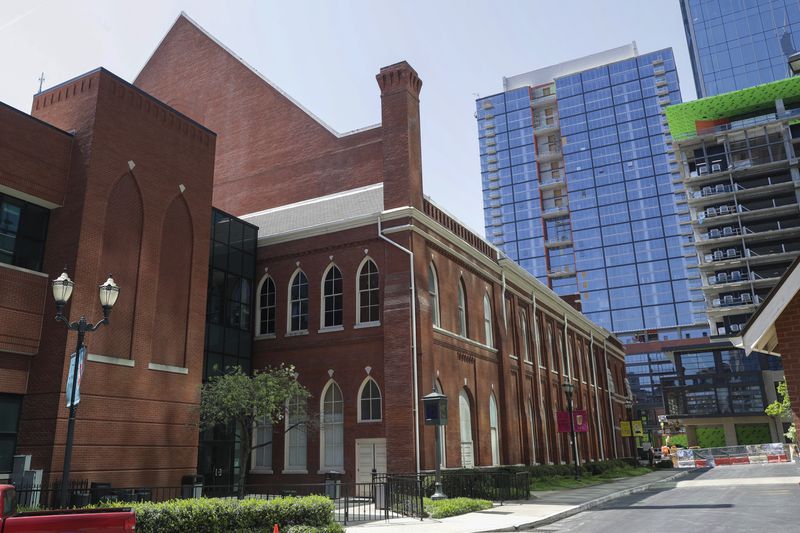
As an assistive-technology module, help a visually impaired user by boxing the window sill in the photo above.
[254,333,276,341]
[358,419,383,424]
[318,325,344,333]
[88,353,135,367]
[286,330,309,337]
[148,363,189,375]
[0,261,49,278]
[282,469,308,475]
[509,354,518,360]
[250,468,273,474]
[317,468,346,475]
[354,321,380,329]
[432,325,497,353]
[523,360,534,366]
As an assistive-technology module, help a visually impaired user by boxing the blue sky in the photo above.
[1,0,695,234]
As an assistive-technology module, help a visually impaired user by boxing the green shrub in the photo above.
[95,495,334,533]
[423,497,493,518]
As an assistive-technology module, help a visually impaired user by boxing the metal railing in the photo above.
[376,470,529,503]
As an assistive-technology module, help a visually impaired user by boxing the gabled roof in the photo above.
[733,256,800,355]
[137,12,379,139]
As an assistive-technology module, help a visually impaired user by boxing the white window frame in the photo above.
[483,293,494,348]
[320,380,345,473]
[489,393,500,466]
[429,263,441,327]
[356,257,380,327]
[251,416,273,473]
[255,274,276,338]
[527,399,536,465]
[436,380,447,468]
[284,395,308,473]
[459,389,474,468]
[357,376,383,423]
[320,263,344,331]
[457,279,468,337]
[520,311,531,363]
[287,268,309,334]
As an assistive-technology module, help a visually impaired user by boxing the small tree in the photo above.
[765,381,797,444]
[200,365,310,497]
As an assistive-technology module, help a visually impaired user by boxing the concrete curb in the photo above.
[481,469,696,532]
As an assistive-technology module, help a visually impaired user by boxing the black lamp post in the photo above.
[561,379,580,481]
[625,399,635,458]
[423,388,448,500]
[52,269,119,507]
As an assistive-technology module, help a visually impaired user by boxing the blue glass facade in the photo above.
[477,49,707,337]
[681,0,800,97]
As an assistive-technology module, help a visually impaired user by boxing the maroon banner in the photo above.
[557,410,589,433]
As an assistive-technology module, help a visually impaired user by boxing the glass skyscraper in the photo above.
[477,45,708,341]
[681,0,800,97]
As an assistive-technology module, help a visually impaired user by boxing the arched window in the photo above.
[489,393,500,466]
[527,400,535,465]
[435,380,447,468]
[358,377,382,422]
[457,279,468,337]
[321,381,344,471]
[288,270,309,332]
[357,259,380,324]
[322,265,343,328]
[285,394,307,472]
[459,389,474,468]
[520,311,530,362]
[483,294,494,347]
[252,417,273,472]
[428,263,440,327]
[258,276,276,336]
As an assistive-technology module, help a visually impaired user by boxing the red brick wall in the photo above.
[775,292,800,429]
[0,267,48,358]
[12,69,216,486]
[134,15,384,217]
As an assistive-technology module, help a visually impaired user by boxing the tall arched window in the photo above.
[520,311,530,362]
[321,381,344,471]
[357,259,380,324]
[288,270,309,332]
[358,377,382,422]
[483,294,494,347]
[527,399,535,465]
[489,393,500,466]
[322,265,343,328]
[428,263,440,327]
[457,279,468,337]
[285,394,307,472]
[435,380,447,468]
[459,389,474,468]
[258,276,276,336]
[252,417,273,472]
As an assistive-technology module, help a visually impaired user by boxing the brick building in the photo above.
[1,13,631,489]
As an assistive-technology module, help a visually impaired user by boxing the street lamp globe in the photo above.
[98,274,120,309]
[562,379,574,398]
[52,270,75,313]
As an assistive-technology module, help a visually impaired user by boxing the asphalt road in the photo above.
[530,463,800,532]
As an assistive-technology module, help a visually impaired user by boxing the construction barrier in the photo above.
[674,443,789,468]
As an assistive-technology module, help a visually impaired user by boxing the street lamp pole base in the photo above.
[431,483,447,500]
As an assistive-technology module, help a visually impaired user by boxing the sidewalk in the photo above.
[346,469,691,532]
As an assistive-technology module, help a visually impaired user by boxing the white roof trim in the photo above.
[739,260,800,355]
[135,12,367,139]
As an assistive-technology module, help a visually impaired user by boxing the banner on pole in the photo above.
[620,420,632,437]
[66,346,87,408]
[632,420,644,437]
[557,410,589,433]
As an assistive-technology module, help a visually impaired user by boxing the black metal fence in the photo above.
[11,470,520,525]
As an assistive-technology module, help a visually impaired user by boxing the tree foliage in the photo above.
[765,380,797,444]
[200,365,310,496]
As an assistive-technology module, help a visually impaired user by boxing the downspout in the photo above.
[603,339,618,458]
[501,270,507,331]
[563,314,571,379]
[378,216,420,474]
[532,292,550,463]
[590,333,605,460]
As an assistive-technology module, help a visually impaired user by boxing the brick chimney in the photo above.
[376,61,423,210]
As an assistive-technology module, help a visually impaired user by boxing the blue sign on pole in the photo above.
[66,346,87,408]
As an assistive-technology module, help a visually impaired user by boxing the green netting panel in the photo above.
[696,426,726,448]
[666,75,800,138]
[735,423,772,445]
[667,434,688,447]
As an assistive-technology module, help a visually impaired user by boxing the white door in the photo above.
[355,438,387,484]
[459,390,474,468]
